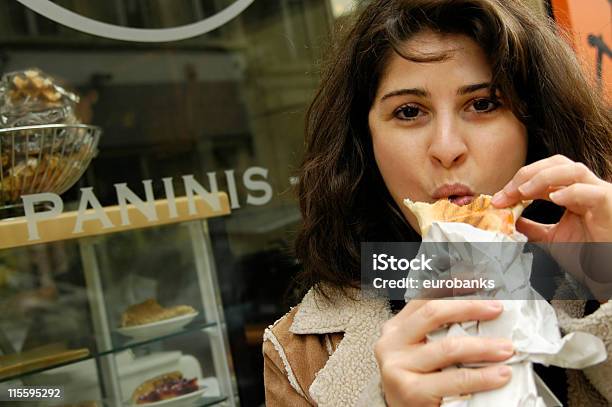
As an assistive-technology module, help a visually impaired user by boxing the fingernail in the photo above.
[486,300,503,311]
[502,181,515,194]
[497,365,512,378]
[518,181,534,195]
[497,341,514,356]
[491,192,505,205]
[549,190,561,201]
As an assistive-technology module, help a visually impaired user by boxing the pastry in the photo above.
[0,154,66,199]
[121,299,196,327]
[404,194,530,236]
[9,70,62,104]
[131,371,199,404]
[0,68,80,127]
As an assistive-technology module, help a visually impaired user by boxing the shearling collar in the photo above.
[289,287,385,334]
[289,287,392,406]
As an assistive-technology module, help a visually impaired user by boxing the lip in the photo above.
[432,183,475,201]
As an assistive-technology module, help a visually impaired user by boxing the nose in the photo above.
[427,113,468,168]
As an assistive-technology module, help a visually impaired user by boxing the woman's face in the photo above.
[368,31,527,234]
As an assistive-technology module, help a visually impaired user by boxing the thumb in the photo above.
[516,217,553,242]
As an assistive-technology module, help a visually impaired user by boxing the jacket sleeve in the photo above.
[263,334,313,406]
[553,298,612,403]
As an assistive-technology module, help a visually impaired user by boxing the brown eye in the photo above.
[395,105,421,120]
[471,98,499,112]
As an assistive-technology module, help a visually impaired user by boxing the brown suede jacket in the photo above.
[263,287,612,406]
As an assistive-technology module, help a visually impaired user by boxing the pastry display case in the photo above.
[0,192,238,406]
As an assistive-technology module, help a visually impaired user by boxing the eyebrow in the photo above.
[458,82,492,95]
[380,82,492,102]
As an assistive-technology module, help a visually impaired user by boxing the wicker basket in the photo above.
[0,124,101,206]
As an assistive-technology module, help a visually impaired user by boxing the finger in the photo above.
[406,337,514,373]
[549,183,610,216]
[400,300,504,343]
[492,155,572,207]
[401,298,430,316]
[425,365,512,399]
[514,163,601,201]
[516,217,554,242]
[378,299,431,340]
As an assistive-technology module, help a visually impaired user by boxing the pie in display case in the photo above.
[0,192,238,406]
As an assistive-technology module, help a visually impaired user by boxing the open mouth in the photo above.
[447,195,475,206]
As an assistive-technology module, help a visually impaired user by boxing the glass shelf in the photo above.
[0,320,217,383]
[108,320,217,355]
[198,396,229,407]
[116,395,228,407]
[0,353,91,384]
[28,395,229,407]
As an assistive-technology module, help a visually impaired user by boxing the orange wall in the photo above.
[551,0,611,96]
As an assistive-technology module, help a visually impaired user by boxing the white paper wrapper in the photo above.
[404,221,607,407]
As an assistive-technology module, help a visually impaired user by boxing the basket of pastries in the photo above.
[0,69,100,205]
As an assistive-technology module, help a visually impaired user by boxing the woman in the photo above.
[263,0,612,405]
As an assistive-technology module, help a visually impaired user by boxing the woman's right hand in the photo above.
[374,299,513,407]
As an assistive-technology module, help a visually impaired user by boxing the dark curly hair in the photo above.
[293,0,612,301]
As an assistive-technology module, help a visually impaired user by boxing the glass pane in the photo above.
[0,0,466,404]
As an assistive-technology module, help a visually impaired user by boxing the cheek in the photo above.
[371,129,426,201]
[504,123,528,170]
[369,110,426,232]
[372,135,425,233]
[474,119,528,188]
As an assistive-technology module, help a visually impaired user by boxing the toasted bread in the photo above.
[403,194,530,236]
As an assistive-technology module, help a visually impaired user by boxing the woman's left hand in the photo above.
[491,154,612,243]
[492,155,612,298]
